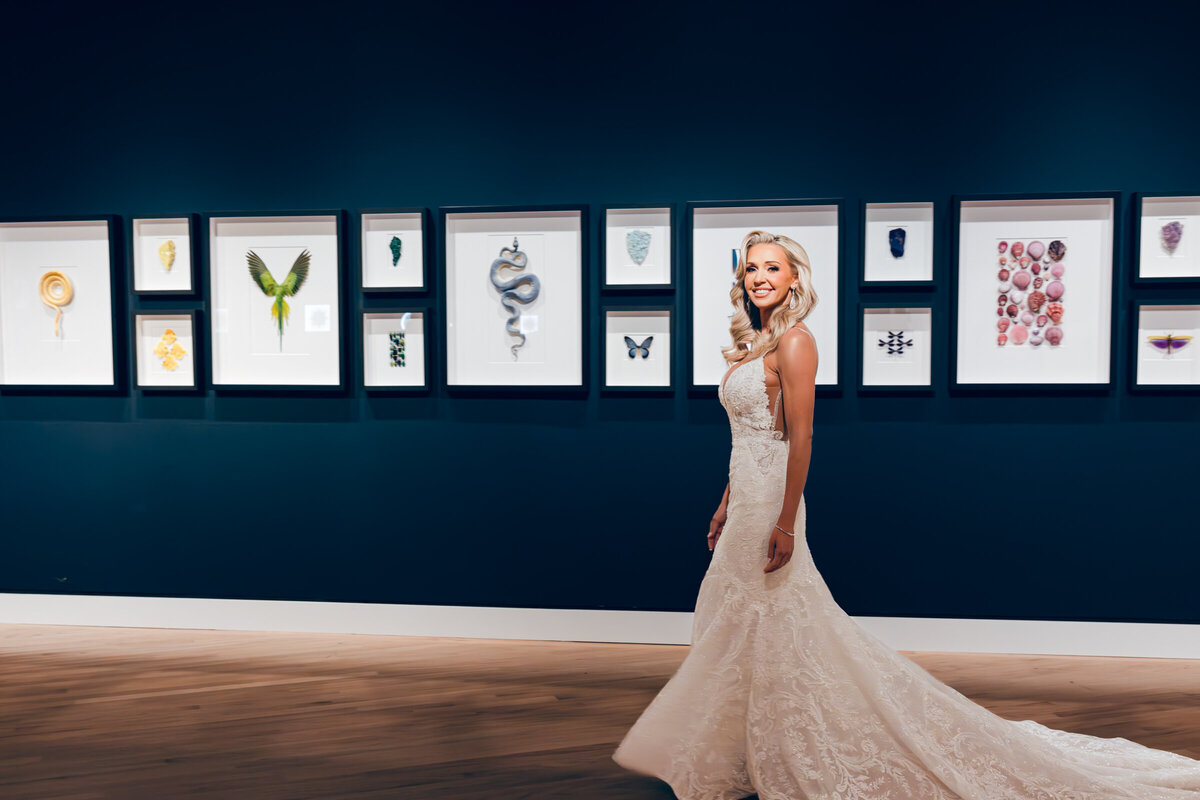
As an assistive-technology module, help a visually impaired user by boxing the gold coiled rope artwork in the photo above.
[39,270,73,336]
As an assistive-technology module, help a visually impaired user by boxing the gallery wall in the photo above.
[1,2,1198,624]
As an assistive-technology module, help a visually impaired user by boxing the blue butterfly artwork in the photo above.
[624,335,653,359]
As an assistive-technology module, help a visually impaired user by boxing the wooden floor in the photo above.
[1,625,1198,799]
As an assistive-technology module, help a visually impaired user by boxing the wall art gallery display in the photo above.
[1134,304,1200,387]
[603,207,672,288]
[362,309,427,389]
[604,307,672,389]
[1137,195,1200,280]
[208,213,342,388]
[953,196,1114,386]
[443,207,583,387]
[690,202,840,388]
[860,306,932,387]
[134,313,197,389]
[131,216,195,294]
[361,210,426,290]
[0,218,116,387]
[862,202,934,283]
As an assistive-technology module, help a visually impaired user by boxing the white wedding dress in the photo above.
[613,331,1200,800]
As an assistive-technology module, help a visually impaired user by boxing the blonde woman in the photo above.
[612,231,1200,799]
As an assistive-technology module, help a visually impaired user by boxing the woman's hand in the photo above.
[764,527,794,573]
[707,506,728,551]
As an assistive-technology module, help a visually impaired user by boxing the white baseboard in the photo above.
[0,593,1197,658]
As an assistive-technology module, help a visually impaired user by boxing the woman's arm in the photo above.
[765,329,818,572]
[708,482,731,551]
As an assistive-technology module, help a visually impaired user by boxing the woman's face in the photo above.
[744,243,795,311]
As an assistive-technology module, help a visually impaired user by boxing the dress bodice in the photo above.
[718,354,785,443]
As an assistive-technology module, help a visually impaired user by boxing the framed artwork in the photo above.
[859,304,933,390]
[441,205,585,389]
[133,311,199,390]
[361,307,429,391]
[602,305,673,392]
[688,199,841,390]
[951,193,1117,390]
[359,208,429,292]
[860,201,935,286]
[206,211,344,389]
[0,216,118,389]
[1132,302,1200,390]
[602,205,674,290]
[130,214,197,295]
[1134,194,1200,283]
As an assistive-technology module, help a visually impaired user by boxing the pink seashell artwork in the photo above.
[1010,324,1029,344]
[1021,311,1034,326]
[998,281,1011,293]
[1050,262,1065,279]
[997,318,1010,332]
[1045,325,1063,345]
[1027,290,1046,311]
[1033,276,1043,289]
[999,256,1008,265]
[997,333,1008,346]
[1006,304,1019,318]
[998,241,1008,254]
[1037,314,1048,327]
[1046,302,1064,323]
[1011,271,1032,290]
[1011,242,1025,258]
[1031,263,1041,275]
[998,294,1008,305]
[1009,289,1025,304]
[1045,280,1065,300]
[1027,240,1045,260]
[1030,333,1044,346]
[1019,256,1032,269]
[998,268,1010,281]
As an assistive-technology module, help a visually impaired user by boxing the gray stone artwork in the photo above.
[626,229,651,265]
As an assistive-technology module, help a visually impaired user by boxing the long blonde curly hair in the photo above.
[721,230,817,365]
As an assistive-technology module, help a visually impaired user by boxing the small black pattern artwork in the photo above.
[388,331,406,367]
[877,330,913,356]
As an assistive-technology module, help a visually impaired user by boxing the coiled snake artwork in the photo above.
[490,237,540,360]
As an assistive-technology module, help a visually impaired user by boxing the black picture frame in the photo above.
[127,213,199,297]
[857,301,936,394]
[130,308,202,392]
[600,302,675,394]
[201,209,347,393]
[1128,297,1200,392]
[858,199,939,290]
[685,198,845,395]
[949,191,1120,394]
[0,214,123,394]
[356,207,432,294]
[1131,192,1200,286]
[358,305,432,393]
[600,203,677,292]
[438,203,589,394]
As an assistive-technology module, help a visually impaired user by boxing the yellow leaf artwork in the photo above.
[152,327,187,371]
[159,240,175,271]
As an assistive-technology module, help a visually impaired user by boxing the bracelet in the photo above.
[774,524,795,537]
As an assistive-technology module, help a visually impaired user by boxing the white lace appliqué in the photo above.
[613,335,1200,800]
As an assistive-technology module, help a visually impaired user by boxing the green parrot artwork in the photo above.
[246,249,311,352]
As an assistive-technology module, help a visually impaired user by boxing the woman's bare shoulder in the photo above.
[774,324,818,369]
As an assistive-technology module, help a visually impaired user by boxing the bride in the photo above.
[612,230,1200,799]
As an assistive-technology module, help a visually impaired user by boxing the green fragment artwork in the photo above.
[390,236,402,266]
[389,331,406,367]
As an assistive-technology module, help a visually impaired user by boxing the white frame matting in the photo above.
[955,197,1113,386]
[862,307,932,387]
[691,204,839,387]
[363,310,427,388]
[1,593,1197,658]
[0,218,115,387]
[209,214,342,388]
[361,211,425,290]
[134,313,197,388]
[1135,304,1200,386]
[604,207,672,287]
[864,202,934,283]
[132,217,193,293]
[444,209,583,387]
[604,308,672,388]
[1138,196,1200,279]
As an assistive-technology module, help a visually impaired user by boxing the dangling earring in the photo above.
[788,286,799,311]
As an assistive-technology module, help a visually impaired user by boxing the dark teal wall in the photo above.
[2,2,1198,623]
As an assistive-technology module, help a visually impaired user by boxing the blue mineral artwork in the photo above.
[490,237,540,360]
[626,230,651,265]
[888,228,906,259]
[731,248,739,272]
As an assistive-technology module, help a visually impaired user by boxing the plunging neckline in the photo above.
[720,353,766,396]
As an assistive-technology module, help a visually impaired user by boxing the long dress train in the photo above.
[613,332,1200,800]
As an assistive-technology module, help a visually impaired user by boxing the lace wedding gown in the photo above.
[613,333,1200,800]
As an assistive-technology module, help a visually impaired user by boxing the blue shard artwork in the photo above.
[888,228,906,259]
[626,230,651,265]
